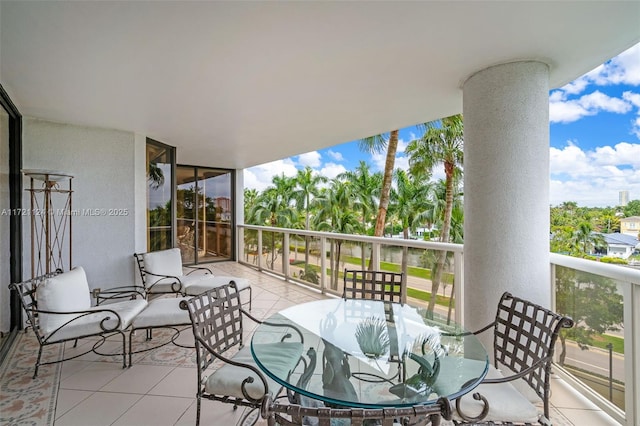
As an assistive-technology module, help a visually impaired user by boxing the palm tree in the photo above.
[313,179,361,289]
[359,130,399,239]
[250,174,297,269]
[339,161,381,269]
[292,166,326,265]
[406,114,464,313]
[391,169,432,300]
[570,222,607,256]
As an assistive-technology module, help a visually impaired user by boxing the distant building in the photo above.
[621,216,640,237]
[619,190,629,206]
[601,232,640,259]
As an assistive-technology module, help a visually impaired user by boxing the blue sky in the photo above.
[245,42,640,208]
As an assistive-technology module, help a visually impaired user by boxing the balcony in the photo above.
[0,260,623,425]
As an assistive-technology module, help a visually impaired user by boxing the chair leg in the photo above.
[196,395,202,426]
[121,332,127,369]
[129,330,134,368]
[33,346,43,379]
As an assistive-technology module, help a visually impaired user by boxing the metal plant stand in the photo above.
[23,169,74,277]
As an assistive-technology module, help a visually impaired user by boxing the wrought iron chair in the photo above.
[342,269,404,304]
[451,292,574,425]
[180,282,305,426]
[261,393,452,426]
[9,267,148,378]
[134,248,252,309]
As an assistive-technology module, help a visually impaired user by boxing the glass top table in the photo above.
[251,298,488,409]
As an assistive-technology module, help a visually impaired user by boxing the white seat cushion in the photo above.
[132,297,191,328]
[37,266,92,335]
[205,342,303,401]
[185,276,250,295]
[143,248,183,277]
[45,299,148,341]
[451,364,541,423]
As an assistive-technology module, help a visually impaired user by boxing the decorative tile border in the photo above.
[0,332,63,425]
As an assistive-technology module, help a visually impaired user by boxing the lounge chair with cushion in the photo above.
[134,248,252,309]
[10,266,148,377]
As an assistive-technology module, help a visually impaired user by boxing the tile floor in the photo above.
[7,262,624,425]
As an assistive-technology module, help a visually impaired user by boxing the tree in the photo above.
[292,167,326,265]
[569,222,606,256]
[406,114,464,313]
[555,266,623,365]
[358,130,399,239]
[623,199,640,217]
[391,169,432,300]
[250,174,297,269]
[339,161,382,269]
[313,179,361,289]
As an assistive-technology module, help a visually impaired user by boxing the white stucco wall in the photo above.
[0,108,9,332]
[22,117,141,289]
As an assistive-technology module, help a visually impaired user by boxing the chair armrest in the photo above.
[241,308,305,344]
[94,286,146,305]
[37,307,124,342]
[184,265,212,275]
[480,356,551,385]
[195,334,271,403]
[144,271,184,293]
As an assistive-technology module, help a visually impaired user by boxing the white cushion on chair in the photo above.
[132,297,191,328]
[143,248,183,277]
[451,364,540,423]
[37,266,92,335]
[205,342,303,401]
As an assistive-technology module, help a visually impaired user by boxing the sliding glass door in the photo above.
[146,139,175,251]
[177,166,234,264]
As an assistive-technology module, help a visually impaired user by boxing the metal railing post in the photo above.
[453,251,464,325]
[372,242,380,271]
[320,236,327,294]
[623,280,639,426]
[283,232,290,278]
[257,229,263,271]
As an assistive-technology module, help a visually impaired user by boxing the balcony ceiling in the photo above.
[1,1,639,168]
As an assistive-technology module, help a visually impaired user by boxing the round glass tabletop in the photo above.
[251,298,488,409]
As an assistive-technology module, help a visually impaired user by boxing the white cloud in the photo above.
[589,43,640,86]
[550,90,633,123]
[327,150,344,161]
[549,142,640,206]
[243,159,298,191]
[550,43,640,128]
[297,151,322,168]
[623,91,640,137]
[319,163,347,180]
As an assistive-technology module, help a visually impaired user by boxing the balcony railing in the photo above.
[238,224,640,425]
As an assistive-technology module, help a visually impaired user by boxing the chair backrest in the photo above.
[181,283,244,374]
[491,292,574,416]
[134,248,184,292]
[9,272,60,345]
[342,269,403,303]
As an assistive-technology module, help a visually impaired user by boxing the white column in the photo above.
[463,61,550,345]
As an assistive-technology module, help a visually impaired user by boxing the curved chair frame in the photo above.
[454,292,574,425]
[9,272,146,378]
[181,283,305,426]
